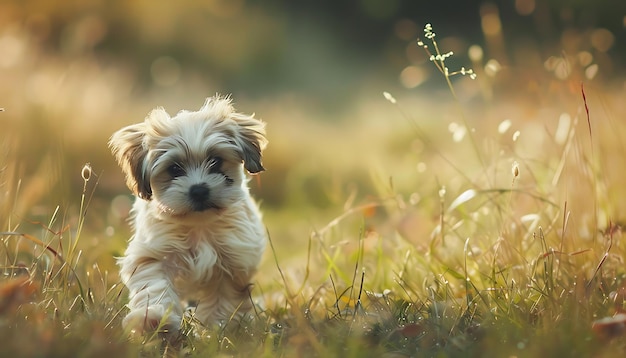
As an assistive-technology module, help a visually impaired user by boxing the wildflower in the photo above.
[424,23,436,39]
[416,23,476,80]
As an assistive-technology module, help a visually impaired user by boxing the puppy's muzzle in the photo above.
[189,184,211,211]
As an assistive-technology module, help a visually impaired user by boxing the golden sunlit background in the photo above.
[2,0,625,272]
[1,1,626,354]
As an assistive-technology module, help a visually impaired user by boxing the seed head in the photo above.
[383,91,397,104]
[82,163,92,182]
[512,161,520,178]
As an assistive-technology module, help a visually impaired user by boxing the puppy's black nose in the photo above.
[189,184,210,210]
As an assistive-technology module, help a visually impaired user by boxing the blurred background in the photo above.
[1,0,625,280]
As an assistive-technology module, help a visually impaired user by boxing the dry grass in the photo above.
[2,18,626,357]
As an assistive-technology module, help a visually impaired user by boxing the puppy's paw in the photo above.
[123,305,181,341]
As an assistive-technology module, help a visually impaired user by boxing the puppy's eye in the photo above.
[208,157,223,173]
[168,164,185,178]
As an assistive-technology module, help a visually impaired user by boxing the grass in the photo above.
[2,23,626,357]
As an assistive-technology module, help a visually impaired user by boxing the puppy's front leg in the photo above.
[194,275,253,327]
[120,256,183,337]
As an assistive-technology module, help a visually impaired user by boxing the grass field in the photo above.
[2,19,626,357]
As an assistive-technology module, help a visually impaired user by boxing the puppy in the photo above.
[109,96,267,337]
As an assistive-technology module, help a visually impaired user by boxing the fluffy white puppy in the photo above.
[109,96,267,337]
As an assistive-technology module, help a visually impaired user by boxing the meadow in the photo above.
[2,6,626,357]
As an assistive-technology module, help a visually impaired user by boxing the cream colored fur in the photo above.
[109,96,267,337]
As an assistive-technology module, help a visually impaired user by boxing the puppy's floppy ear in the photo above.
[109,123,152,200]
[231,112,268,174]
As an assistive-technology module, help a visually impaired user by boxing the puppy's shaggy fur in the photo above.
[109,96,267,336]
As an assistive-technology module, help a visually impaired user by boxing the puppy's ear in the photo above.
[231,113,268,174]
[109,123,152,200]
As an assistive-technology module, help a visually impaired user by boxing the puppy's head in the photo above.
[109,96,267,217]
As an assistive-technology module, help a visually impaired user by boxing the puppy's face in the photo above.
[109,96,267,219]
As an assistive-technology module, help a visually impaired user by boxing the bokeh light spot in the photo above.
[468,45,483,62]
[590,28,614,52]
[484,59,502,77]
[585,64,599,80]
[498,119,512,134]
[448,122,466,142]
[394,19,418,41]
[553,59,570,80]
[480,3,502,36]
[515,0,535,15]
[399,66,427,88]
[577,51,593,67]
